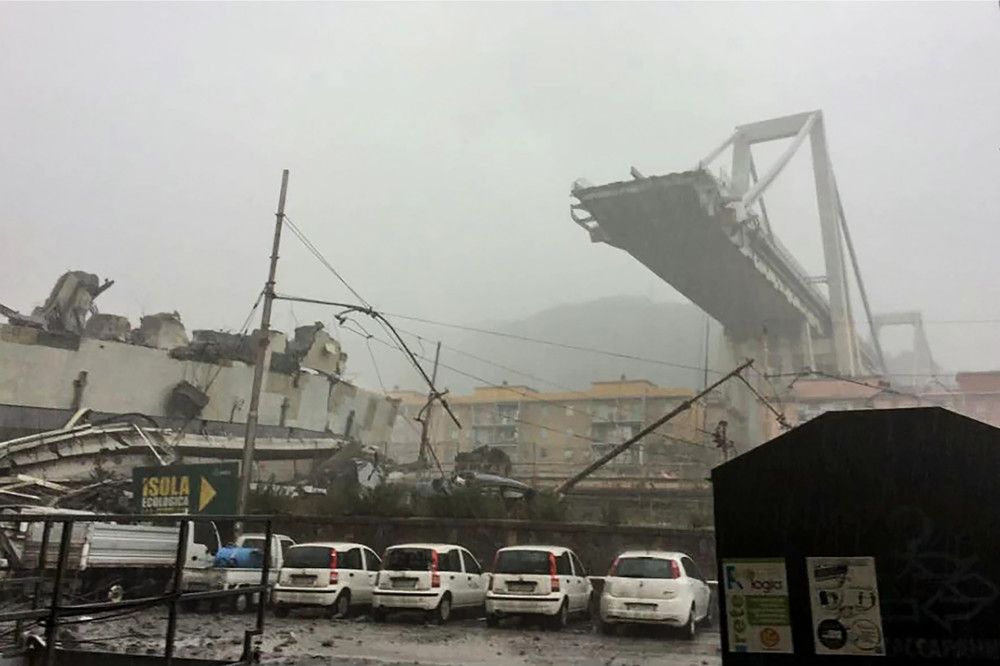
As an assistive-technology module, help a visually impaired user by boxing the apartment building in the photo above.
[389,378,714,481]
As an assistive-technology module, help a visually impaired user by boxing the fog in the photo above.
[2,2,998,392]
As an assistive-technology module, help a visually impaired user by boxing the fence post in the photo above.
[165,519,189,666]
[16,519,53,647]
[242,518,272,661]
[44,520,73,666]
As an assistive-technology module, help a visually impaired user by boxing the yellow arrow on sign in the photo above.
[199,476,217,512]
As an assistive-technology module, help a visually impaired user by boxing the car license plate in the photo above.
[291,575,316,586]
[392,577,417,589]
[626,602,656,611]
[507,582,536,593]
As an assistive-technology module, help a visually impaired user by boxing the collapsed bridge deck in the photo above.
[572,170,830,341]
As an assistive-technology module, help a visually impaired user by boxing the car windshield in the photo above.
[615,557,676,579]
[494,550,551,574]
[385,548,434,571]
[283,546,332,569]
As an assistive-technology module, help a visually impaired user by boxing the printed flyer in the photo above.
[807,556,885,656]
[723,558,794,654]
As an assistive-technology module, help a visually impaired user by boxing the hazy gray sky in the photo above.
[2,2,998,389]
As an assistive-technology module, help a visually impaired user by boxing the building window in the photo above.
[539,448,548,459]
[563,449,573,461]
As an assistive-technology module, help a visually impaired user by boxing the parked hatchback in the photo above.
[372,543,486,624]
[271,542,381,618]
[486,545,593,629]
[598,550,711,638]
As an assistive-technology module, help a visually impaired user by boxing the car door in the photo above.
[555,552,574,608]
[460,549,486,607]
[439,548,465,605]
[339,547,365,601]
[681,556,709,619]
[569,551,591,612]
[360,548,381,604]
[566,551,586,612]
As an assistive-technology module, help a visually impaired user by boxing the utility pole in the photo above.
[556,359,753,496]
[237,169,290,517]
[417,341,442,467]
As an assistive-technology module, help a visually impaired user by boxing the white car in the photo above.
[485,545,593,630]
[271,542,381,618]
[372,543,487,624]
[599,550,712,638]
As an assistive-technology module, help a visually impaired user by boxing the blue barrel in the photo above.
[214,546,264,569]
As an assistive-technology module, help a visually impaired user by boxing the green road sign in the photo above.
[134,462,239,515]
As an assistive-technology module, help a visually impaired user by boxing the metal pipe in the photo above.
[164,520,189,666]
[44,520,73,666]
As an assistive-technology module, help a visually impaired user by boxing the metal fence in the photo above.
[0,513,273,666]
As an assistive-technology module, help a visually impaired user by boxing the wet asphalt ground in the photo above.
[63,607,721,665]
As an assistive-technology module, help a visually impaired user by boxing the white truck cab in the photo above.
[486,545,593,629]
[182,532,294,612]
[272,541,381,617]
[372,543,486,624]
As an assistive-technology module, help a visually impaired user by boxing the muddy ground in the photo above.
[59,608,722,665]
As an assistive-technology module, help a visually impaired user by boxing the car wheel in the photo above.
[106,584,125,604]
[683,606,697,640]
[273,605,290,619]
[232,592,249,614]
[486,613,500,628]
[333,590,351,619]
[548,600,569,631]
[430,594,452,625]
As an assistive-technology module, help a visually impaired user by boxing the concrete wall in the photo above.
[272,515,717,578]
[0,326,396,447]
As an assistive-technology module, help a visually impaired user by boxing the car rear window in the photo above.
[283,546,333,569]
[241,537,265,551]
[494,550,551,574]
[615,557,677,579]
[385,548,434,571]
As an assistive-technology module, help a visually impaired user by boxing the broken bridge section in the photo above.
[572,169,830,346]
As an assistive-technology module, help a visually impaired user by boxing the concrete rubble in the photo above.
[0,270,400,449]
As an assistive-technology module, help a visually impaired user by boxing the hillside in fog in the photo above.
[362,296,715,395]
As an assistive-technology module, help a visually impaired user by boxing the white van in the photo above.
[372,543,487,624]
[598,550,711,638]
[485,546,593,629]
[271,542,381,618]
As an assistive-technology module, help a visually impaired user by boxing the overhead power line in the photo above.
[276,215,460,429]
[382,311,722,375]
[340,324,717,454]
